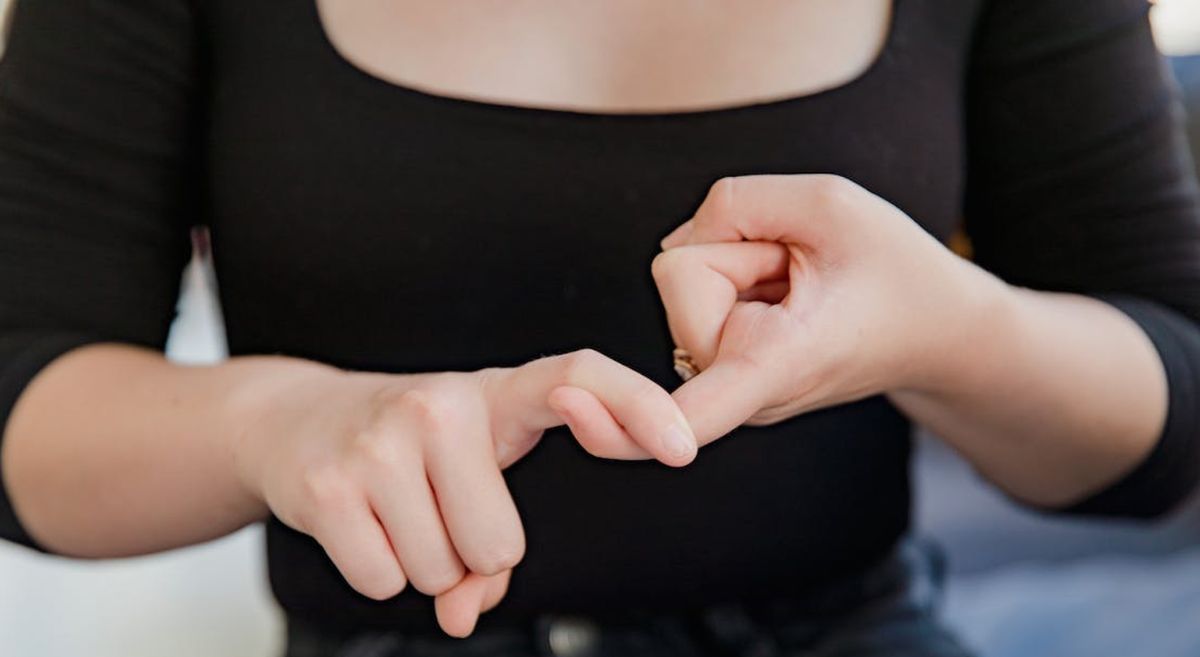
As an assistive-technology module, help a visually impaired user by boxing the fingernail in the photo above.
[660,423,697,461]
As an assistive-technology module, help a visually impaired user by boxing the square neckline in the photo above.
[304,0,903,123]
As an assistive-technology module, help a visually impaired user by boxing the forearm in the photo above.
[890,277,1169,508]
[1,343,341,557]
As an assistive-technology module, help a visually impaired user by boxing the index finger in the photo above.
[492,350,698,467]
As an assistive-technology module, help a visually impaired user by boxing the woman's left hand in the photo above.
[653,174,1003,443]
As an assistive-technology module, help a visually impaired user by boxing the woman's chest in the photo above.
[198,0,980,366]
[312,0,894,113]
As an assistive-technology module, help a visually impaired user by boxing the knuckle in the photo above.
[707,176,738,218]
[366,383,411,422]
[355,429,403,467]
[650,249,687,282]
[354,571,407,601]
[474,367,504,397]
[467,538,525,576]
[411,564,466,596]
[284,505,318,535]
[299,465,353,510]
[810,174,858,212]
[396,388,457,434]
[560,348,604,384]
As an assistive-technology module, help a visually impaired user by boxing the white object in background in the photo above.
[1153,0,1200,56]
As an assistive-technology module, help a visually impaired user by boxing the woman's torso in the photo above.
[197,0,984,630]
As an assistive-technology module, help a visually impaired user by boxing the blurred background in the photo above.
[1,2,1200,656]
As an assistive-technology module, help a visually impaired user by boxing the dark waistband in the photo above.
[285,541,945,657]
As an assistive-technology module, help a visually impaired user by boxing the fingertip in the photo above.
[437,571,511,638]
[435,576,488,638]
[546,386,590,439]
[546,385,581,418]
[547,386,585,433]
[437,609,478,639]
[550,385,650,460]
[656,422,698,467]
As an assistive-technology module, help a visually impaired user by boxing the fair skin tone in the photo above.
[1,0,1169,639]
[654,175,1166,508]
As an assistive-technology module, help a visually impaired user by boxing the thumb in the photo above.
[671,357,773,446]
[480,569,513,613]
[434,572,492,638]
[435,570,514,638]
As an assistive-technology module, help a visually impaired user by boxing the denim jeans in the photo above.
[284,541,974,657]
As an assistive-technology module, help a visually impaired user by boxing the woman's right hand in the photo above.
[231,349,697,636]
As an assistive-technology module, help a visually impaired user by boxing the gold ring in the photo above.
[673,347,699,381]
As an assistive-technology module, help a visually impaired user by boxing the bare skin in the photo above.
[314,0,893,113]
[1,0,1170,639]
[655,175,1166,509]
[4,347,697,637]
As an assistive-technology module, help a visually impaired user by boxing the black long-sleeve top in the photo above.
[1,0,1199,633]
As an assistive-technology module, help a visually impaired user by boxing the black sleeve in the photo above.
[0,0,201,549]
[963,0,1200,518]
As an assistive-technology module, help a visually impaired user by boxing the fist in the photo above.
[235,349,697,636]
[653,174,986,443]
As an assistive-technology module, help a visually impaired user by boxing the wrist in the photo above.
[220,355,349,515]
[895,258,1020,399]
